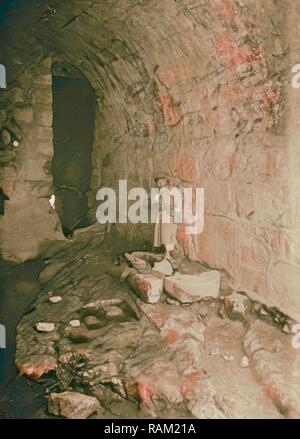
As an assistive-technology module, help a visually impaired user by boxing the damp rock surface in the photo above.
[14,241,296,419]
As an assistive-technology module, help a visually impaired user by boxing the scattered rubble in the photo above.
[15,248,299,419]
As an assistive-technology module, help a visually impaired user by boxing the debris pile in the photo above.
[14,248,299,419]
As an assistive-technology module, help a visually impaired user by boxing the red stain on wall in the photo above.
[159,93,181,127]
[217,0,236,22]
[169,151,197,183]
[136,382,155,404]
[176,223,188,246]
[215,33,260,70]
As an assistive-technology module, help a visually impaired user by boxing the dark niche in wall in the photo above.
[51,63,96,237]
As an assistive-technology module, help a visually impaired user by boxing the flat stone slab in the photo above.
[48,391,100,419]
[164,270,220,303]
[153,259,174,276]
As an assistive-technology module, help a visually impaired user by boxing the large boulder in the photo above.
[48,391,100,419]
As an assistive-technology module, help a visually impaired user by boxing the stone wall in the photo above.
[75,0,295,317]
[0,58,63,261]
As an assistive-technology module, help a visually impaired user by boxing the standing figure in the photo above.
[0,187,9,216]
[153,172,180,261]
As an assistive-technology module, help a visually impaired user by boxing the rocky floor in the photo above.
[2,227,300,419]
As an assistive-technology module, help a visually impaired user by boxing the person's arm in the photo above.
[4,193,9,200]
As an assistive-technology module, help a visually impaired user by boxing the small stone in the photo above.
[198,301,210,318]
[240,356,250,368]
[49,296,62,303]
[153,259,174,276]
[69,320,80,328]
[218,303,227,319]
[48,391,100,419]
[209,348,220,356]
[13,140,19,147]
[35,322,55,332]
[223,354,234,362]
[224,293,252,321]
[127,272,163,304]
[254,302,262,313]
[282,324,292,334]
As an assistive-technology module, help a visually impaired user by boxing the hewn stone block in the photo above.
[164,270,220,303]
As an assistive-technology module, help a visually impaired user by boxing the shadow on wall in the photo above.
[51,63,96,238]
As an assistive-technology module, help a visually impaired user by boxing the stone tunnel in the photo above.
[1,0,300,420]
